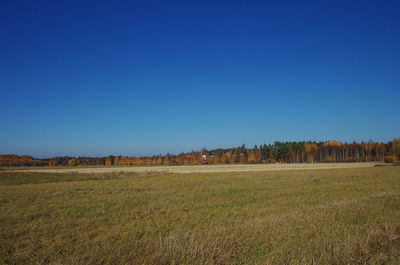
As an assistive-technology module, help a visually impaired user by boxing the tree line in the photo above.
[1,139,399,167]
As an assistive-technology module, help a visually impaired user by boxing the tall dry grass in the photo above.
[1,167,400,264]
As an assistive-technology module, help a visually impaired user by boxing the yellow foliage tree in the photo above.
[323,141,342,147]
[247,151,257,164]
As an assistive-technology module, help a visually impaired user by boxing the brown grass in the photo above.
[2,162,376,174]
[1,166,400,264]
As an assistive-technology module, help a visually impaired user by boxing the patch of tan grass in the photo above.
[0,167,400,264]
[2,162,376,174]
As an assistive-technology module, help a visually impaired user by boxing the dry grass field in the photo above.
[3,162,376,174]
[1,165,400,264]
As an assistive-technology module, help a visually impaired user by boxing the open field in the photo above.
[1,166,400,264]
[1,162,376,174]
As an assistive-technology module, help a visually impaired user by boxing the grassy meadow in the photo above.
[1,166,400,264]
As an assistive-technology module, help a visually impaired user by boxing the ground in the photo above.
[3,162,376,174]
[1,164,400,264]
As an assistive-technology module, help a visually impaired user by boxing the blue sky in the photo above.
[1,0,399,157]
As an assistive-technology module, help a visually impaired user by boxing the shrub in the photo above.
[384,156,396,163]
[324,157,336,163]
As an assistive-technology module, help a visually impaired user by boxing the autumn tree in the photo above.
[67,158,78,166]
[392,138,400,159]
[304,143,318,163]
[247,150,257,163]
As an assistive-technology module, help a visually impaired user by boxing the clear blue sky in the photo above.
[1,0,399,158]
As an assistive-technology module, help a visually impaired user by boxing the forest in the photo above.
[1,139,399,167]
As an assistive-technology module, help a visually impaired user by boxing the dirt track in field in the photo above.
[3,163,377,174]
